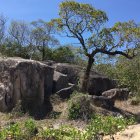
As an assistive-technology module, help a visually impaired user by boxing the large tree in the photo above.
[51,1,140,92]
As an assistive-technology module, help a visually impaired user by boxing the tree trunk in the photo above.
[81,56,94,93]
[42,42,45,61]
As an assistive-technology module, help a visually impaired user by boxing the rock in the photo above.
[0,58,54,112]
[0,83,13,112]
[102,88,129,101]
[90,95,115,110]
[69,94,133,119]
[87,76,116,96]
[53,63,116,95]
[53,63,81,84]
[42,60,56,66]
[53,71,68,93]
[55,83,76,99]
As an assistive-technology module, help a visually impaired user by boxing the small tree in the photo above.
[8,20,31,57]
[31,19,59,60]
[52,45,75,63]
[51,1,140,92]
[0,14,7,45]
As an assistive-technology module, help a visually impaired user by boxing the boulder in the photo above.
[52,71,68,93]
[69,94,133,120]
[87,76,116,96]
[53,63,81,84]
[53,63,116,95]
[0,58,54,112]
[90,95,115,110]
[102,88,129,100]
[55,83,76,99]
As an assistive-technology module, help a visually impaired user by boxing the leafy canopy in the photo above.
[51,1,140,59]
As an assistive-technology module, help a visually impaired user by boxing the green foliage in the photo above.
[40,125,87,140]
[95,48,140,101]
[0,115,135,140]
[0,119,37,140]
[52,46,75,63]
[95,63,117,79]
[39,115,135,140]
[24,118,37,135]
[0,123,23,140]
[115,53,140,98]
[86,115,135,138]
[68,102,81,119]
[68,93,92,120]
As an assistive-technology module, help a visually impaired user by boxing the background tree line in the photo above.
[0,15,85,65]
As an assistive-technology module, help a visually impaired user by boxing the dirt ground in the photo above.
[103,124,140,140]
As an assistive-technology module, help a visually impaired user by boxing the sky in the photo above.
[0,0,139,44]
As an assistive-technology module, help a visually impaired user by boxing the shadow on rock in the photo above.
[21,98,53,120]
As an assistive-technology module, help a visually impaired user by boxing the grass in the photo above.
[0,115,136,140]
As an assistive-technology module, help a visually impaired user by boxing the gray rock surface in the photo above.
[55,83,76,99]
[87,76,116,96]
[53,63,81,84]
[90,95,115,109]
[0,58,54,112]
[53,63,116,95]
[53,71,68,93]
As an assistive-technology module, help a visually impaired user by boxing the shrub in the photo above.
[24,118,38,138]
[0,123,23,140]
[68,93,92,120]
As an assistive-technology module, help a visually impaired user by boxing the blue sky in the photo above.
[0,0,139,23]
[0,0,139,44]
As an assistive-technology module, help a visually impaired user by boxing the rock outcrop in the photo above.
[0,58,117,112]
[53,63,81,84]
[87,76,116,96]
[53,63,116,95]
[0,58,54,112]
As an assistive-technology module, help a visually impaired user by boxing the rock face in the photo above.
[55,83,76,99]
[102,88,129,100]
[54,63,81,84]
[53,63,116,95]
[90,95,115,110]
[0,58,54,112]
[87,76,116,96]
[52,71,68,93]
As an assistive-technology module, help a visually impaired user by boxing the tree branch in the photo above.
[96,49,136,59]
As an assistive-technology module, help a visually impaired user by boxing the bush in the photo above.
[24,118,38,138]
[68,93,92,120]
[0,123,23,140]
